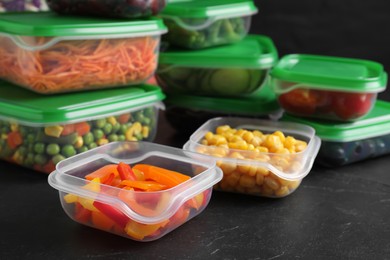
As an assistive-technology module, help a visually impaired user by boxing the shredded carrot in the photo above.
[0,36,159,94]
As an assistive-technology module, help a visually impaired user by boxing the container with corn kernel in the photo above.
[183,117,321,198]
[0,80,164,173]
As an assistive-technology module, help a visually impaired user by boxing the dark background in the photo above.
[251,0,390,100]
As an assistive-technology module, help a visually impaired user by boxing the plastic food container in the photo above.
[0,12,167,94]
[160,0,258,49]
[283,100,390,167]
[48,141,223,242]
[0,80,165,173]
[165,83,282,134]
[47,0,166,19]
[270,54,387,121]
[183,117,321,198]
[156,35,278,97]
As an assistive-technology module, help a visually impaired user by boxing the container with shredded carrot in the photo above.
[0,12,167,94]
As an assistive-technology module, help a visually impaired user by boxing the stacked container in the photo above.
[269,54,388,167]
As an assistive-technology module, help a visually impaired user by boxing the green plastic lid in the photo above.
[282,100,390,142]
[0,12,167,37]
[159,35,278,69]
[271,54,387,93]
[165,83,280,115]
[161,0,258,19]
[0,81,165,125]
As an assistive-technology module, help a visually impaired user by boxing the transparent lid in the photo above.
[48,141,223,224]
[282,100,390,142]
[159,35,278,69]
[271,54,387,93]
[0,12,167,37]
[0,81,165,125]
[161,0,258,19]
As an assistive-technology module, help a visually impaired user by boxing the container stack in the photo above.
[156,0,281,134]
[0,4,169,173]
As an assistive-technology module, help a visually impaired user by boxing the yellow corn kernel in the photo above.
[271,157,290,170]
[201,139,208,145]
[242,131,254,143]
[216,125,231,135]
[234,140,249,150]
[276,148,290,154]
[142,126,149,138]
[264,135,284,153]
[295,140,308,152]
[45,125,64,138]
[284,136,296,149]
[273,130,286,143]
[235,129,247,137]
[247,144,255,151]
[256,167,269,176]
[239,175,256,188]
[275,186,290,197]
[10,123,19,132]
[97,138,109,146]
[247,165,258,176]
[256,173,264,185]
[288,180,301,190]
[290,161,302,172]
[227,135,242,143]
[196,146,207,154]
[226,171,240,186]
[107,116,117,126]
[237,164,249,174]
[219,162,237,174]
[253,130,264,137]
[256,146,269,153]
[264,176,280,190]
[74,136,84,149]
[132,122,142,134]
[249,136,262,147]
[204,131,214,141]
[211,135,227,145]
[261,186,274,196]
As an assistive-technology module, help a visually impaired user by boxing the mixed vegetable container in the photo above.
[0,80,165,173]
[160,0,258,49]
[48,141,223,241]
[0,12,167,94]
[156,35,278,97]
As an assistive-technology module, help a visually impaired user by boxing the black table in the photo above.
[1,111,390,259]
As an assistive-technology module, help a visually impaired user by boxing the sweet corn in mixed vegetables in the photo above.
[198,125,308,198]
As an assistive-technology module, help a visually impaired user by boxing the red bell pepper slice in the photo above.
[117,162,137,181]
[93,201,129,228]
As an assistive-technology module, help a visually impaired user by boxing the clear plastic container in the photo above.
[0,80,165,173]
[0,12,167,94]
[270,54,387,121]
[183,117,321,198]
[160,0,258,49]
[283,100,390,167]
[156,35,278,97]
[164,83,282,134]
[47,0,166,19]
[48,141,223,242]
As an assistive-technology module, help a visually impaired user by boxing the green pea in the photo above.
[34,142,46,154]
[94,119,106,129]
[26,133,35,143]
[89,142,97,149]
[83,132,94,145]
[118,135,126,141]
[142,117,151,126]
[144,107,154,117]
[103,123,113,135]
[112,123,121,133]
[34,154,47,165]
[17,146,27,157]
[46,143,60,156]
[24,153,35,166]
[93,129,104,140]
[119,125,128,135]
[77,146,88,153]
[61,145,76,158]
[52,154,66,164]
[108,134,118,142]
[19,126,28,137]
[135,111,144,122]
[135,133,143,141]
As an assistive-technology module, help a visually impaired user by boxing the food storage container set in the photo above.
[1,0,388,242]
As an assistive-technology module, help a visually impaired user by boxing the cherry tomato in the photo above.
[332,92,374,120]
[278,88,318,115]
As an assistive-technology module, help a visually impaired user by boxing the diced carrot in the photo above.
[118,114,131,124]
[61,124,75,136]
[74,122,90,136]
[7,131,23,149]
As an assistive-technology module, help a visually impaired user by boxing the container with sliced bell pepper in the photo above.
[48,141,223,242]
[270,54,387,121]
[0,80,165,173]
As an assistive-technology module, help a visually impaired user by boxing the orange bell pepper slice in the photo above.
[133,164,190,188]
[117,162,137,181]
[120,180,167,191]
[91,210,116,231]
[85,164,119,184]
